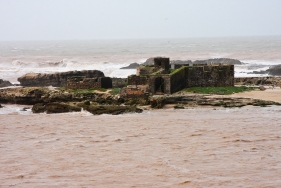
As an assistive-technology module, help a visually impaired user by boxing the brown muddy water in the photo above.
[1,106,281,187]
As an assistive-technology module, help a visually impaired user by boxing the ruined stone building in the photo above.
[127,57,234,94]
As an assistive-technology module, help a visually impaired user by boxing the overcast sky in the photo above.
[0,0,281,41]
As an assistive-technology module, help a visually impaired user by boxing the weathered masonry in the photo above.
[67,76,112,89]
[127,57,234,94]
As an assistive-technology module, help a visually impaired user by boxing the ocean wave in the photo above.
[0,59,136,81]
[1,58,280,81]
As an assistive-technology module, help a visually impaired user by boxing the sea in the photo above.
[1,36,281,187]
[1,36,281,83]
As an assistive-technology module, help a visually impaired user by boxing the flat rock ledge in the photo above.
[32,102,143,115]
[0,87,280,115]
[150,94,280,108]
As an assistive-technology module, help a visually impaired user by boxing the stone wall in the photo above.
[127,75,149,85]
[201,65,234,87]
[184,65,234,87]
[67,76,112,89]
[148,65,234,94]
[186,66,205,87]
[154,57,170,71]
[112,78,127,88]
[149,75,171,94]
[18,70,105,87]
[170,67,186,93]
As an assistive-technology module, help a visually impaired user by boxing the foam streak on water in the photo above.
[0,107,281,187]
[1,36,281,82]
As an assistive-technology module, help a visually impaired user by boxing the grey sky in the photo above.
[0,0,281,41]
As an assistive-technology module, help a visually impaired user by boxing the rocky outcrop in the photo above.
[120,63,140,69]
[142,57,242,66]
[249,65,281,76]
[78,104,143,115]
[0,79,13,88]
[0,87,50,105]
[142,57,157,66]
[267,65,281,76]
[32,103,81,114]
[1,85,280,115]
[18,70,105,87]
[150,94,280,108]
[192,58,242,65]
[235,77,281,87]
[0,87,120,105]
[32,102,142,115]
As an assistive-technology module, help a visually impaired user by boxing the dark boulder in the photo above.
[267,65,281,76]
[251,70,269,74]
[81,105,142,115]
[32,102,81,114]
[0,79,13,88]
[150,97,166,108]
[259,86,266,91]
[142,57,157,66]
[32,103,47,113]
[120,63,140,69]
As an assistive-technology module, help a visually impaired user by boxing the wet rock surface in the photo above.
[267,65,281,76]
[150,94,280,108]
[32,102,81,114]
[235,77,281,87]
[80,104,143,115]
[248,65,281,76]
[32,102,142,115]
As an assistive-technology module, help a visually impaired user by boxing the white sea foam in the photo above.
[0,104,33,115]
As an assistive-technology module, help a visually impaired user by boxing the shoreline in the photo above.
[230,87,281,103]
[1,88,280,115]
